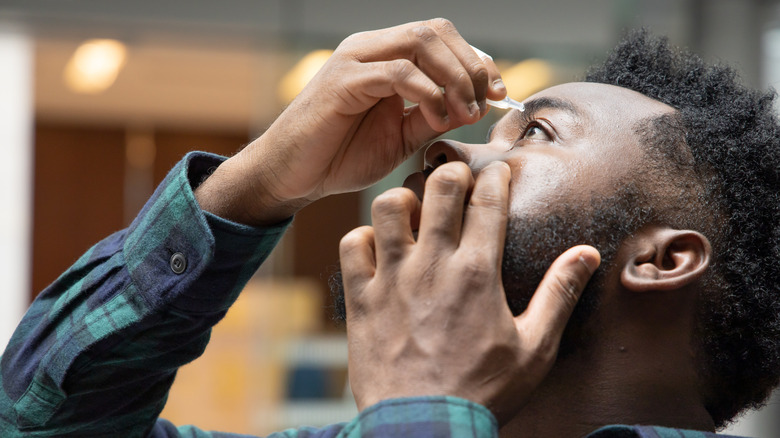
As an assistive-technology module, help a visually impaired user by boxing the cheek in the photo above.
[507,154,590,217]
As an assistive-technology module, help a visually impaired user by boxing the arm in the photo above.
[3,18,597,437]
[0,153,499,438]
[193,18,507,227]
[0,152,288,437]
[2,19,506,437]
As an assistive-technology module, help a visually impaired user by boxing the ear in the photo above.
[620,228,712,292]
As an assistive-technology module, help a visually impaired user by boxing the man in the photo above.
[333,25,780,437]
[1,19,777,437]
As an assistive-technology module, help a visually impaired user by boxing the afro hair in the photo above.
[586,29,780,428]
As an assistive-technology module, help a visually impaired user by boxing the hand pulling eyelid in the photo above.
[470,45,526,112]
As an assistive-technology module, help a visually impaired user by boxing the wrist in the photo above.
[194,155,309,226]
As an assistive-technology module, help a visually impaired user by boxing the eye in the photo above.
[521,122,551,141]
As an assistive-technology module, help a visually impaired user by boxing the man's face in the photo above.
[420,82,675,218]
[333,83,675,328]
[415,83,676,326]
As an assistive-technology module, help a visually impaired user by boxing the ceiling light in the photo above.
[64,39,127,94]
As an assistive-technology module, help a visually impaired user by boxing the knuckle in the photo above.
[453,250,496,286]
[454,70,470,85]
[460,255,493,281]
[340,227,371,253]
[427,84,444,100]
[341,32,364,44]
[551,275,581,313]
[427,18,455,33]
[372,188,415,216]
[469,189,506,211]
[410,25,437,43]
[380,243,407,264]
[386,59,416,81]
[470,64,489,86]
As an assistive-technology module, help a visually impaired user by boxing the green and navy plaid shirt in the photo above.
[0,152,747,438]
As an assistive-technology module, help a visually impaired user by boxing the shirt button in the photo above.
[170,252,187,274]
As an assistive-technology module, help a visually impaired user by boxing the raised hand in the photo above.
[340,161,600,424]
[195,19,506,225]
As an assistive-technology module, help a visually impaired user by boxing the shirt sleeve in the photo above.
[150,396,498,438]
[0,152,290,437]
[0,151,500,438]
[585,425,750,437]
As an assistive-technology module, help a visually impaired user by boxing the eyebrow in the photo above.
[486,96,582,142]
[521,96,581,117]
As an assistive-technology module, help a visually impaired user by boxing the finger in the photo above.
[353,29,477,124]
[471,50,508,100]
[341,18,473,45]
[371,187,421,266]
[424,18,490,113]
[339,19,502,108]
[340,226,376,321]
[339,226,377,287]
[338,20,428,44]
[343,19,453,62]
[333,61,448,131]
[404,22,480,123]
[459,161,511,265]
[345,21,482,124]
[400,104,452,153]
[518,245,601,340]
[416,161,474,249]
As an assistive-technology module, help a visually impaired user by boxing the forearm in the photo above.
[0,152,289,437]
[193,140,312,227]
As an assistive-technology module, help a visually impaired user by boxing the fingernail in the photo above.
[441,114,451,128]
[578,252,601,274]
[478,99,487,114]
[468,101,480,117]
[492,79,506,92]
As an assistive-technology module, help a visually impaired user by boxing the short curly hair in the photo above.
[586,30,780,427]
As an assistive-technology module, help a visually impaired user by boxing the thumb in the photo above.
[400,104,451,152]
[520,245,601,341]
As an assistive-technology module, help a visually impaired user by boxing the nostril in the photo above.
[424,139,466,168]
[432,152,448,167]
[424,139,473,170]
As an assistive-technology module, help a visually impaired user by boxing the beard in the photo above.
[329,183,650,356]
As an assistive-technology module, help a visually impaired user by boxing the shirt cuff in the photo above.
[340,396,498,438]
[123,151,291,314]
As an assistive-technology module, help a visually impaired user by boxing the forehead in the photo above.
[492,83,678,216]
[522,82,675,126]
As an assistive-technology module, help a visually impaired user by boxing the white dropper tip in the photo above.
[470,45,524,112]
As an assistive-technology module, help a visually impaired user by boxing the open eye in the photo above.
[521,122,551,141]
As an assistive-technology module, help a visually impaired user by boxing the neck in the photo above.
[500,303,715,437]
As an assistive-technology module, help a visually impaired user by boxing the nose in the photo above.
[424,140,472,169]
[424,139,509,174]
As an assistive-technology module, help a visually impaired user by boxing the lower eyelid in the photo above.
[518,124,552,141]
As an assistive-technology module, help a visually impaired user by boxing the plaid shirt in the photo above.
[0,152,747,438]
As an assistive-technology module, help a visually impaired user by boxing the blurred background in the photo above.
[0,0,778,436]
